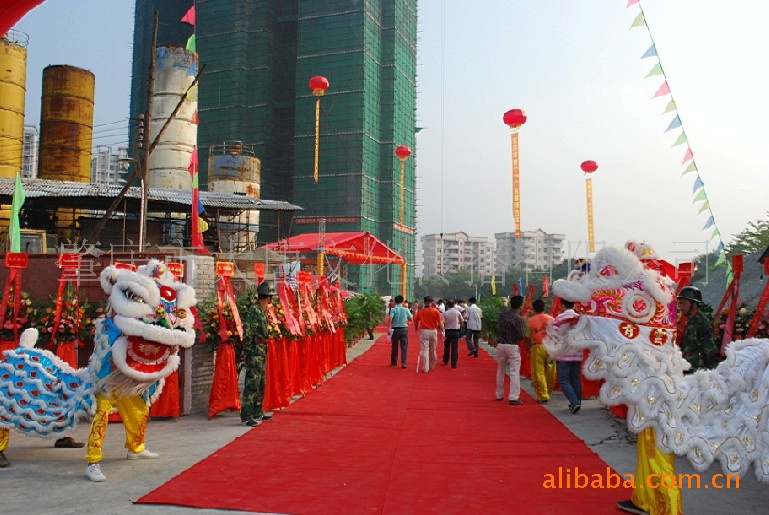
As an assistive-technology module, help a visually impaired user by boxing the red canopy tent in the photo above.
[264,231,404,265]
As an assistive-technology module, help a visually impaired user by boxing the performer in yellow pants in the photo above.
[0,428,9,467]
[85,393,157,482]
[526,300,555,402]
[619,427,682,515]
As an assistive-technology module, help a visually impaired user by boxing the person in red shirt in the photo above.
[413,296,443,373]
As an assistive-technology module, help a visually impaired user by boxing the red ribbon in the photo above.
[0,268,23,341]
[277,282,302,336]
[51,269,79,343]
[714,270,742,356]
[747,280,769,338]
[216,275,243,342]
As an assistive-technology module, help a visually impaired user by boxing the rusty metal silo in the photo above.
[0,31,28,179]
[38,65,95,182]
[208,141,261,252]
[148,46,197,189]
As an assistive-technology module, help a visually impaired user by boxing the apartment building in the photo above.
[495,229,565,272]
[421,232,495,279]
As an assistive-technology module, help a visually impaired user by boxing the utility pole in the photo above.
[139,10,158,250]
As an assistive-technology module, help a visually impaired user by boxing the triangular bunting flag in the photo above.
[645,63,663,78]
[693,189,707,202]
[681,162,698,175]
[692,176,704,193]
[187,83,198,102]
[682,147,694,163]
[710,227,720,239]
[627,0,640,7]
[641,44,658,59]
[671,132,687,147]
[653,81,671,98]
[191,110,199,124]
[714,241,725,254]
[714,251,726,267]
[630,12,646,29]
[181,6,196,25]
[188,145,198,176]
[702,216,715,230]
[665,115,682,132]
[186,34,196,52]
[725,265,734,285]
[697,201,710,214]
[9,173,26,253]
[662,99,677,114]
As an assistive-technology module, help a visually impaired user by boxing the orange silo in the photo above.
[38,65,95,182]
[0,32,28,179]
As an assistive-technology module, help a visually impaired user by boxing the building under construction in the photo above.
[130,0,418,295]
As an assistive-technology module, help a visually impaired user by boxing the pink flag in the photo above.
[181,6,196,25]
[682,147,694,163]
[191,110,199,125]
[653,81,670,98]
[627,0,640,6]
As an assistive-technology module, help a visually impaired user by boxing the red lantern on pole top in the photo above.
[503,109,528,129]
[580,160,599,174]
[309,75,329,96]
[395,145,412,161]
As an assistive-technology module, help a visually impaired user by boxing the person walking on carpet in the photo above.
[413,296,443,373]
[464,297,482,357]
[387,295,412,368]
[553,300,583,414]
[526,299,555,403]
[493,295,525,405]
[441,300,463,368]
[240,281,276,428]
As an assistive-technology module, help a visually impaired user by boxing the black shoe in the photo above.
[401,364,407,369]
[570,404,581,414]
[467,352,475,356]
[55,436,85,448]
[261,413,273,421]
[474,352,479,358]
[242,419,260,427]
[509,399,523,405]
[537,399,548,404]
[390,363,397,366]
[617,499,647,514]
[0,451,9,468]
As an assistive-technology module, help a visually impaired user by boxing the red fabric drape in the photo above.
[208,342,241,419]
[151,370,181,418]
[55,340,77,368]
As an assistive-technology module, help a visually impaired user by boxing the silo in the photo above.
[147,46,197,189]
[38,65,95,182]
[0,31,28,179]
[208,141,261,252]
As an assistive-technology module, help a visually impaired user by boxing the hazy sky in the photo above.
[13,1,769,264]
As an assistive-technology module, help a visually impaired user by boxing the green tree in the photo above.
[726,211,769,255]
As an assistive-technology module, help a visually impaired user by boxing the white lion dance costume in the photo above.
[545,242,769,515]
[0,261,196,481]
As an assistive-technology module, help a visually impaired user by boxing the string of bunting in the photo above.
[627,0,731,282]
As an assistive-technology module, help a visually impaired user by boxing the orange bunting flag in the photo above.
[653,81,670,98]
[181,5,196,25]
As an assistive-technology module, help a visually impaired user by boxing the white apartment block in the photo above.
[91,145,129,186]
[495,229,565,272]
[22,125,38,179]
[421,232,495,279]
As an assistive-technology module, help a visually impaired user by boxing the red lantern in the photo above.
[503,109,528,128]
[309,75,329,96]
[395,145,412,160]
[580,160,599,174]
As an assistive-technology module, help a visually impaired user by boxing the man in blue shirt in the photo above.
[388,295,413,368]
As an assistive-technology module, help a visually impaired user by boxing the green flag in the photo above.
[9,173,26,253]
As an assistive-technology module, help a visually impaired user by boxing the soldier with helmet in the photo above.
[240,281,276,427]
[677,286,719,371]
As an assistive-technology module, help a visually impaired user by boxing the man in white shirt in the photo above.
[441,300,464,368]
[465,297,482,358]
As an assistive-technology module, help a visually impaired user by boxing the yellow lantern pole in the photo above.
[510,128,521,237]
[400,263,407,298]
[586,176,595,252]
[313,96,321,184]
[399,157,407,225]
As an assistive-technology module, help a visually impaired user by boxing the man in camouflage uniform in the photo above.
[240,281,276,427]
[677,286,719,372]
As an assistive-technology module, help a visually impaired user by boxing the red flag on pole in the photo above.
[181,5,196,25]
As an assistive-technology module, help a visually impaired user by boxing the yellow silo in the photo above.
[0,32,28,179]
[38,65,95,182]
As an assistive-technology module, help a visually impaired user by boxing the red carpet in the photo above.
[138,327,629,514]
